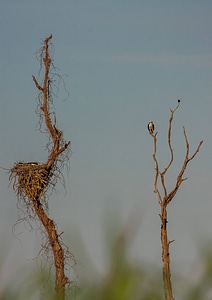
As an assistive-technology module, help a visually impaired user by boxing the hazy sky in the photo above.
[0,0,211,289]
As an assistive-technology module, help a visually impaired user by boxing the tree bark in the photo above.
[32,197,68,298]
[161,206,174,300]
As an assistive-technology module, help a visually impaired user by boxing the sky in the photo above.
[0,0,212,292]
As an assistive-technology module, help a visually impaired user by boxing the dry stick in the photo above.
[32,35,70,299]
[151,104,203,300]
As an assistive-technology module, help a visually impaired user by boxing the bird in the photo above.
[148,121,154,134]
[178,99,181,103]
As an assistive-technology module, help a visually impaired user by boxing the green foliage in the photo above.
[183,242,212,300]
[66,219,164,300]
[1,235,212,300]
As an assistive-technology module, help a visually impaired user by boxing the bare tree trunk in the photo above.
[161,206,174,300]
[10,35,72,300]
[32,196,68,298]
[32,35,71,299]
[149,102,203,300]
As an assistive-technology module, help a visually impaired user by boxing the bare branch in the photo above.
[160,103,180,197]
[168,240,175,245]
[163,103,180,174]
[152,133,163,204]
[165,127,203,205]
[32,75,43,92]
[183,127,204,162]
[32,34,71,172]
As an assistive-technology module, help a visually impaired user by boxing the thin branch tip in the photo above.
[169,240,175,245]
[182,177,188,181]
[44,34,52,42]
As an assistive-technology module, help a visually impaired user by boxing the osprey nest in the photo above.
[10,162,53,207]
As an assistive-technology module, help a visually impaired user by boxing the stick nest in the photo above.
[10,162,53,208]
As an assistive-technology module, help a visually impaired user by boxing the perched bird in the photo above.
[178,99,181,103]
[148,121,154,134]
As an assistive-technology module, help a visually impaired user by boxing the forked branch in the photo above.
[160,103,180,197]
[164,127,203,205]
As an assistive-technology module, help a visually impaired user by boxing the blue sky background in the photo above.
[0,0,211,291]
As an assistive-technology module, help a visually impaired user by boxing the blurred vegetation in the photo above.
[1,226,212,299]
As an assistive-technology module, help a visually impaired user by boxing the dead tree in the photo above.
[149,102,203,300]
[10,35,73,299]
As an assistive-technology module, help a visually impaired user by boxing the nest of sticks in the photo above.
[10,161,53,209]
